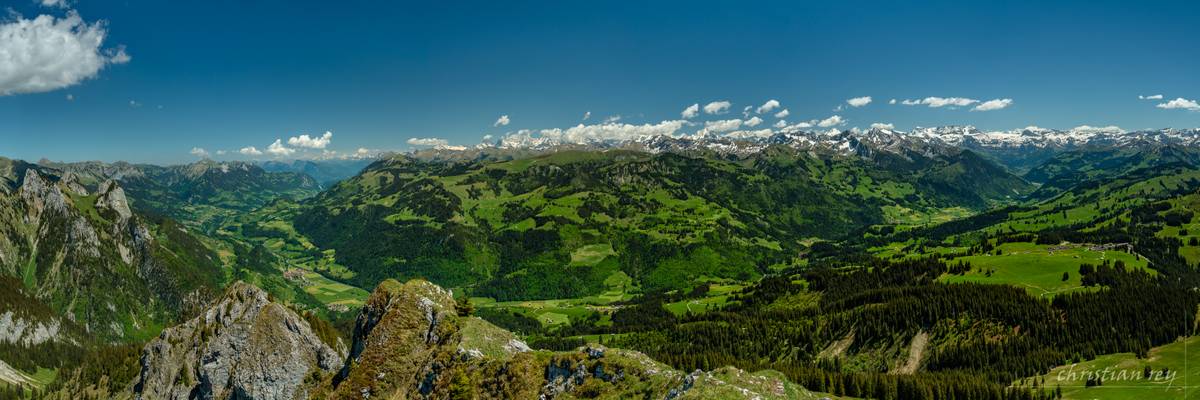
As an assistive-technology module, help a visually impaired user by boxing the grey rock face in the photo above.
[133,282,342,400]
[96,179,132,222]
[60,172,89,195]
[19,169,67,218]
[0,311,62,346]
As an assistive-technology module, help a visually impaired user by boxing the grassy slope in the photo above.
[1014,336,1200,400]
[940,242,1150,298]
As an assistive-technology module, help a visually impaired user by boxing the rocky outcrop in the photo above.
[0,310,63,346]
[19,169,67,219]
[132,282,342,400]
[59,172,88,196]
[96,179,132,223]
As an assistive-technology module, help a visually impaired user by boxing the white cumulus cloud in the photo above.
[846,96,872,107]
[901,97,979,108]
[817,115,844,128]
[744,116,763,127]
[1139,94,1164,100]
[681,103,700,119]
[0,12,130,96]
[494,115,510,127]
[1070,125,1125,134]
[500,120,688,148]
[41,0,70,8]
[774,109,789,119]
[888,99,897,105]
[239,146,263,156]
[1157,97,1200,111]
[870,122,895,130]
[353,148,375,158]
[703,101,731,115]
[407,137,450,147]
[287,131,333,149]
[189,147,209,158]
[773,120,788,129]
[582,111,591,120]
[698,119,743,136]
[756,99,780,114]
[266,139,294,156]
[972,98,1013,111]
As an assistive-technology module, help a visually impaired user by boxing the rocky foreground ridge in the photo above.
[133,279,814,399]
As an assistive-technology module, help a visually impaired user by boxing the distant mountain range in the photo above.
[482,125,1200,173]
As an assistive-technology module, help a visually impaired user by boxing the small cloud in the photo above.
[698,119,743,136]
[215,150,227,155]
[773,120,788,129]
[817,115,844,128]
[1156,97,1200,111]
[40,0,69,8]
[108,46,131,64]
[1138,94,1164,100]
[742,105,752,117]
[870,122,895,130]
[65,93,73,101]
[603,115,622,123]
[888,99,897,105]
[494,115,510,127]
[582,111,591,120]
[287,131,333,149]
[189,147,210,158]
[774,109,789,119]
[745,116,763,127]
[266,139,294,156]
[756,99,780,114]
[1070,125,1125,134]
[703,100,731,115]
[900,97,979,108]
[681,103,700,119]
[239,146,263,156]
[972,98,1013,112]
[407,137,449,147]
[846,96,872,107]
[128,100,141,108]
[482,134,494,141]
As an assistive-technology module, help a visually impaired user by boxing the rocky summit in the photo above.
[132,282,342,400]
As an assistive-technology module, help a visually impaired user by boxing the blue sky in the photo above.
[4,0,1200,164]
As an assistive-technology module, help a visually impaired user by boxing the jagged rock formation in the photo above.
[132,282,343,400]
[0,166,220,341]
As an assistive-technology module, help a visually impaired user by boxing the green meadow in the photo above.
[1014,336,1200,399]
[941,242,1150,297]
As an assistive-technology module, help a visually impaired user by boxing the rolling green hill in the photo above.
[287,146,1031,301]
